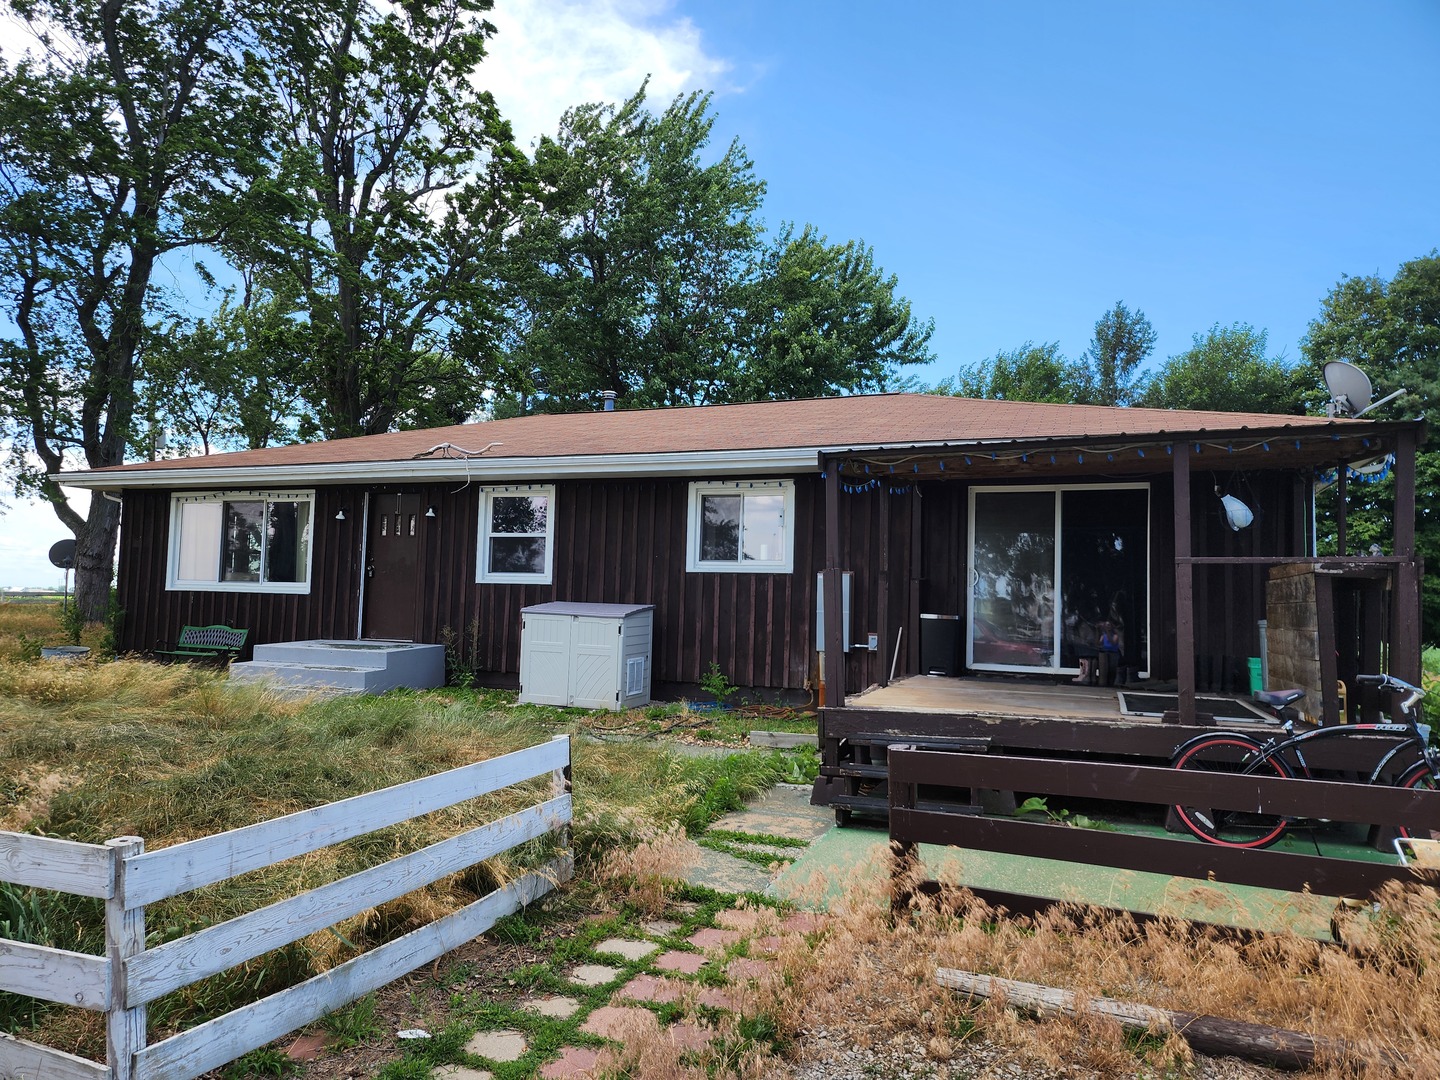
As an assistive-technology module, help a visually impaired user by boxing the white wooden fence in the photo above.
[0,735,573,1080]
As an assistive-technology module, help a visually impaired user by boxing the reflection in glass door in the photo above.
[969,491,1057,669]
[967,486,1149,675]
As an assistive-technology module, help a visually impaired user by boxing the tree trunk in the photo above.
[72,496,121,624]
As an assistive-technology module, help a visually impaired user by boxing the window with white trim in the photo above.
[477,485,555,584]
[167,491,314,593]
[686,480,795,573]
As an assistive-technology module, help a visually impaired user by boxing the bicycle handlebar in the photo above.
[1356,672,1426,696]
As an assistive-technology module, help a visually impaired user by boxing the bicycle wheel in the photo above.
[1171,734,1290,849]
[1395,761,1439,842]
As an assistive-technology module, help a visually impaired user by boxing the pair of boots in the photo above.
[1072,658,1095,685]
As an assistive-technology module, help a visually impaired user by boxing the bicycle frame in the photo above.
[1256,722,1430,789]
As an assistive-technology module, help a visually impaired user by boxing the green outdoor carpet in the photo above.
[771,824,1346,939]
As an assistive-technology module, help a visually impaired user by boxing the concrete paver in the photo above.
[654,949,706,974]
[522,994,582,1019]
[566,963,622,987]
[666,1021,714,1051]
[433,1066,493,1080]
[594,937,660,962]
[581,1004,660,1040]
[539,1046,602,1078]
[463,1029,526,1062]
[614,973,686,1004]
[642,918,682,936]
[725,957,773,981]
[687,927,741,951]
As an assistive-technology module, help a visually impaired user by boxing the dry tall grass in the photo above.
[746,857,1440,1078]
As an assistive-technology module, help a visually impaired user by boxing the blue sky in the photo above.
[3,0,1438,586]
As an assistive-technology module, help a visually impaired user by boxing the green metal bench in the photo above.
[155,624,248,662]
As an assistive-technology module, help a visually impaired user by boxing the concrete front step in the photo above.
[229,639,445,695]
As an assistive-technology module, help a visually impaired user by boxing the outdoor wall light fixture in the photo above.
[1220,494,1254,532]
[425,506,436,518]
[334,508,347,522]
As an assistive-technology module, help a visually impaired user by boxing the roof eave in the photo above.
[54,447,824,490]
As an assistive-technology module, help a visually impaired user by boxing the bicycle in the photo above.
[1168,673,1438,849]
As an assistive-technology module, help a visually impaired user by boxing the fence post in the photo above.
[888,748,920,921]
[553,735,574,881]
[106,836,146,1080]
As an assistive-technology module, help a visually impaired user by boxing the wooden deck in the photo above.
[849,675,1129,721]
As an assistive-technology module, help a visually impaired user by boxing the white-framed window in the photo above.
[686,480,795,573]
[477,484,555,584]
[166,491,315,593]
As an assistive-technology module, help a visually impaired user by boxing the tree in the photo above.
[1301,252,1440,639]
[246,0,526,438]
[936,342,1086,403]
[493,87,934,414]
[141,284,306,455]
[494,86,764,413]
[0,0,273,619]
[1137,323,1303,414]
[1079,301,1156,405]
[741,224,934,400]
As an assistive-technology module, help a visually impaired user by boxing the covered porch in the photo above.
[817,417,1424,728]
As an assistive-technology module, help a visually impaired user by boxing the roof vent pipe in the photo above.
[601,390,617,412]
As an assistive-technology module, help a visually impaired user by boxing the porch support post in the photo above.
[1315,574,1341,726]
[1335,463,1347,556]
[823,457,846,707]
[1173,443,1196,726]
[1391,428,1421,685]
[878,488,891,687]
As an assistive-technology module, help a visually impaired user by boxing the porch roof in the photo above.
[58,392,1411,489]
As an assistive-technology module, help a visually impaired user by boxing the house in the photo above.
[59,393,1423,724]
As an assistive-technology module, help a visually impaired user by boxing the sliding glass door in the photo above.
[967,485,1149,675]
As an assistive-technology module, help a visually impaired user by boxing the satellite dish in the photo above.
[48,539,77,570]
[1323,361,1405,418]
[1324,362,1372,418]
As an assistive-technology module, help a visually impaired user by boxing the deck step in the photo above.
[230,640,445,695]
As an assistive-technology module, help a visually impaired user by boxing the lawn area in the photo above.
[4,604,1440,1079]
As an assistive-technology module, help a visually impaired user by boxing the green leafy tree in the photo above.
[741,224,934,400]
[0,0,273,619]
[1138,323,1303,414]
[493,86,933,414]
[495,86,763,413]
[1301,253,1440,639]
[1079,301,1157,405]
[246,0,526,438]
[936,342,1086,403]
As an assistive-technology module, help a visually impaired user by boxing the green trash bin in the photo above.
[1248,657,1263,695]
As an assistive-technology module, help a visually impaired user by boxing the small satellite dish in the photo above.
[48,539,77,570]
[1323,361,1405,418]
[1324,361,1372,418]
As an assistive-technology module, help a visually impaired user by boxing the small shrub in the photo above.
[700,661,737,705]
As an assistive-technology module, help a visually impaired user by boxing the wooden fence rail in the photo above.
[888,747,1438,916]
[0,735,572,1080]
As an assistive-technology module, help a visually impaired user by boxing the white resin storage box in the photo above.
[518,602,654,711]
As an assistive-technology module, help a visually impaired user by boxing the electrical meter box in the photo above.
[518,602,654,711]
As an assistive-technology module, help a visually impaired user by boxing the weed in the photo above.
[318,996,383,1054]
[221,1048,300,1078]
[700,661,737,705]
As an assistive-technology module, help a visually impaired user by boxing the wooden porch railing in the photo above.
[888,747,1437,920]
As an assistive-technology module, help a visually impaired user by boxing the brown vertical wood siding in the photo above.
[116,486,365,657]
[115,463,1308,696]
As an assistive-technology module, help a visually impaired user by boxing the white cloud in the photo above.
[481,0,732,149]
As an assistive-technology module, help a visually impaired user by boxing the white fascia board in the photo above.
[54,447,823,490]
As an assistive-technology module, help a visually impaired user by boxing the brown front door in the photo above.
[364,493,422,640]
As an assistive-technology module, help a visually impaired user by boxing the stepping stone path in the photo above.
[534,902,829,1076]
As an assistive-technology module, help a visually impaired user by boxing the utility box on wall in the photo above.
[519,602,654,711]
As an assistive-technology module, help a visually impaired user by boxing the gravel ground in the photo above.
[787,1025,1287,1079]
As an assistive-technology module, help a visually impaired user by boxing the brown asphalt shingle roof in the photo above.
[75,392,1349,475]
